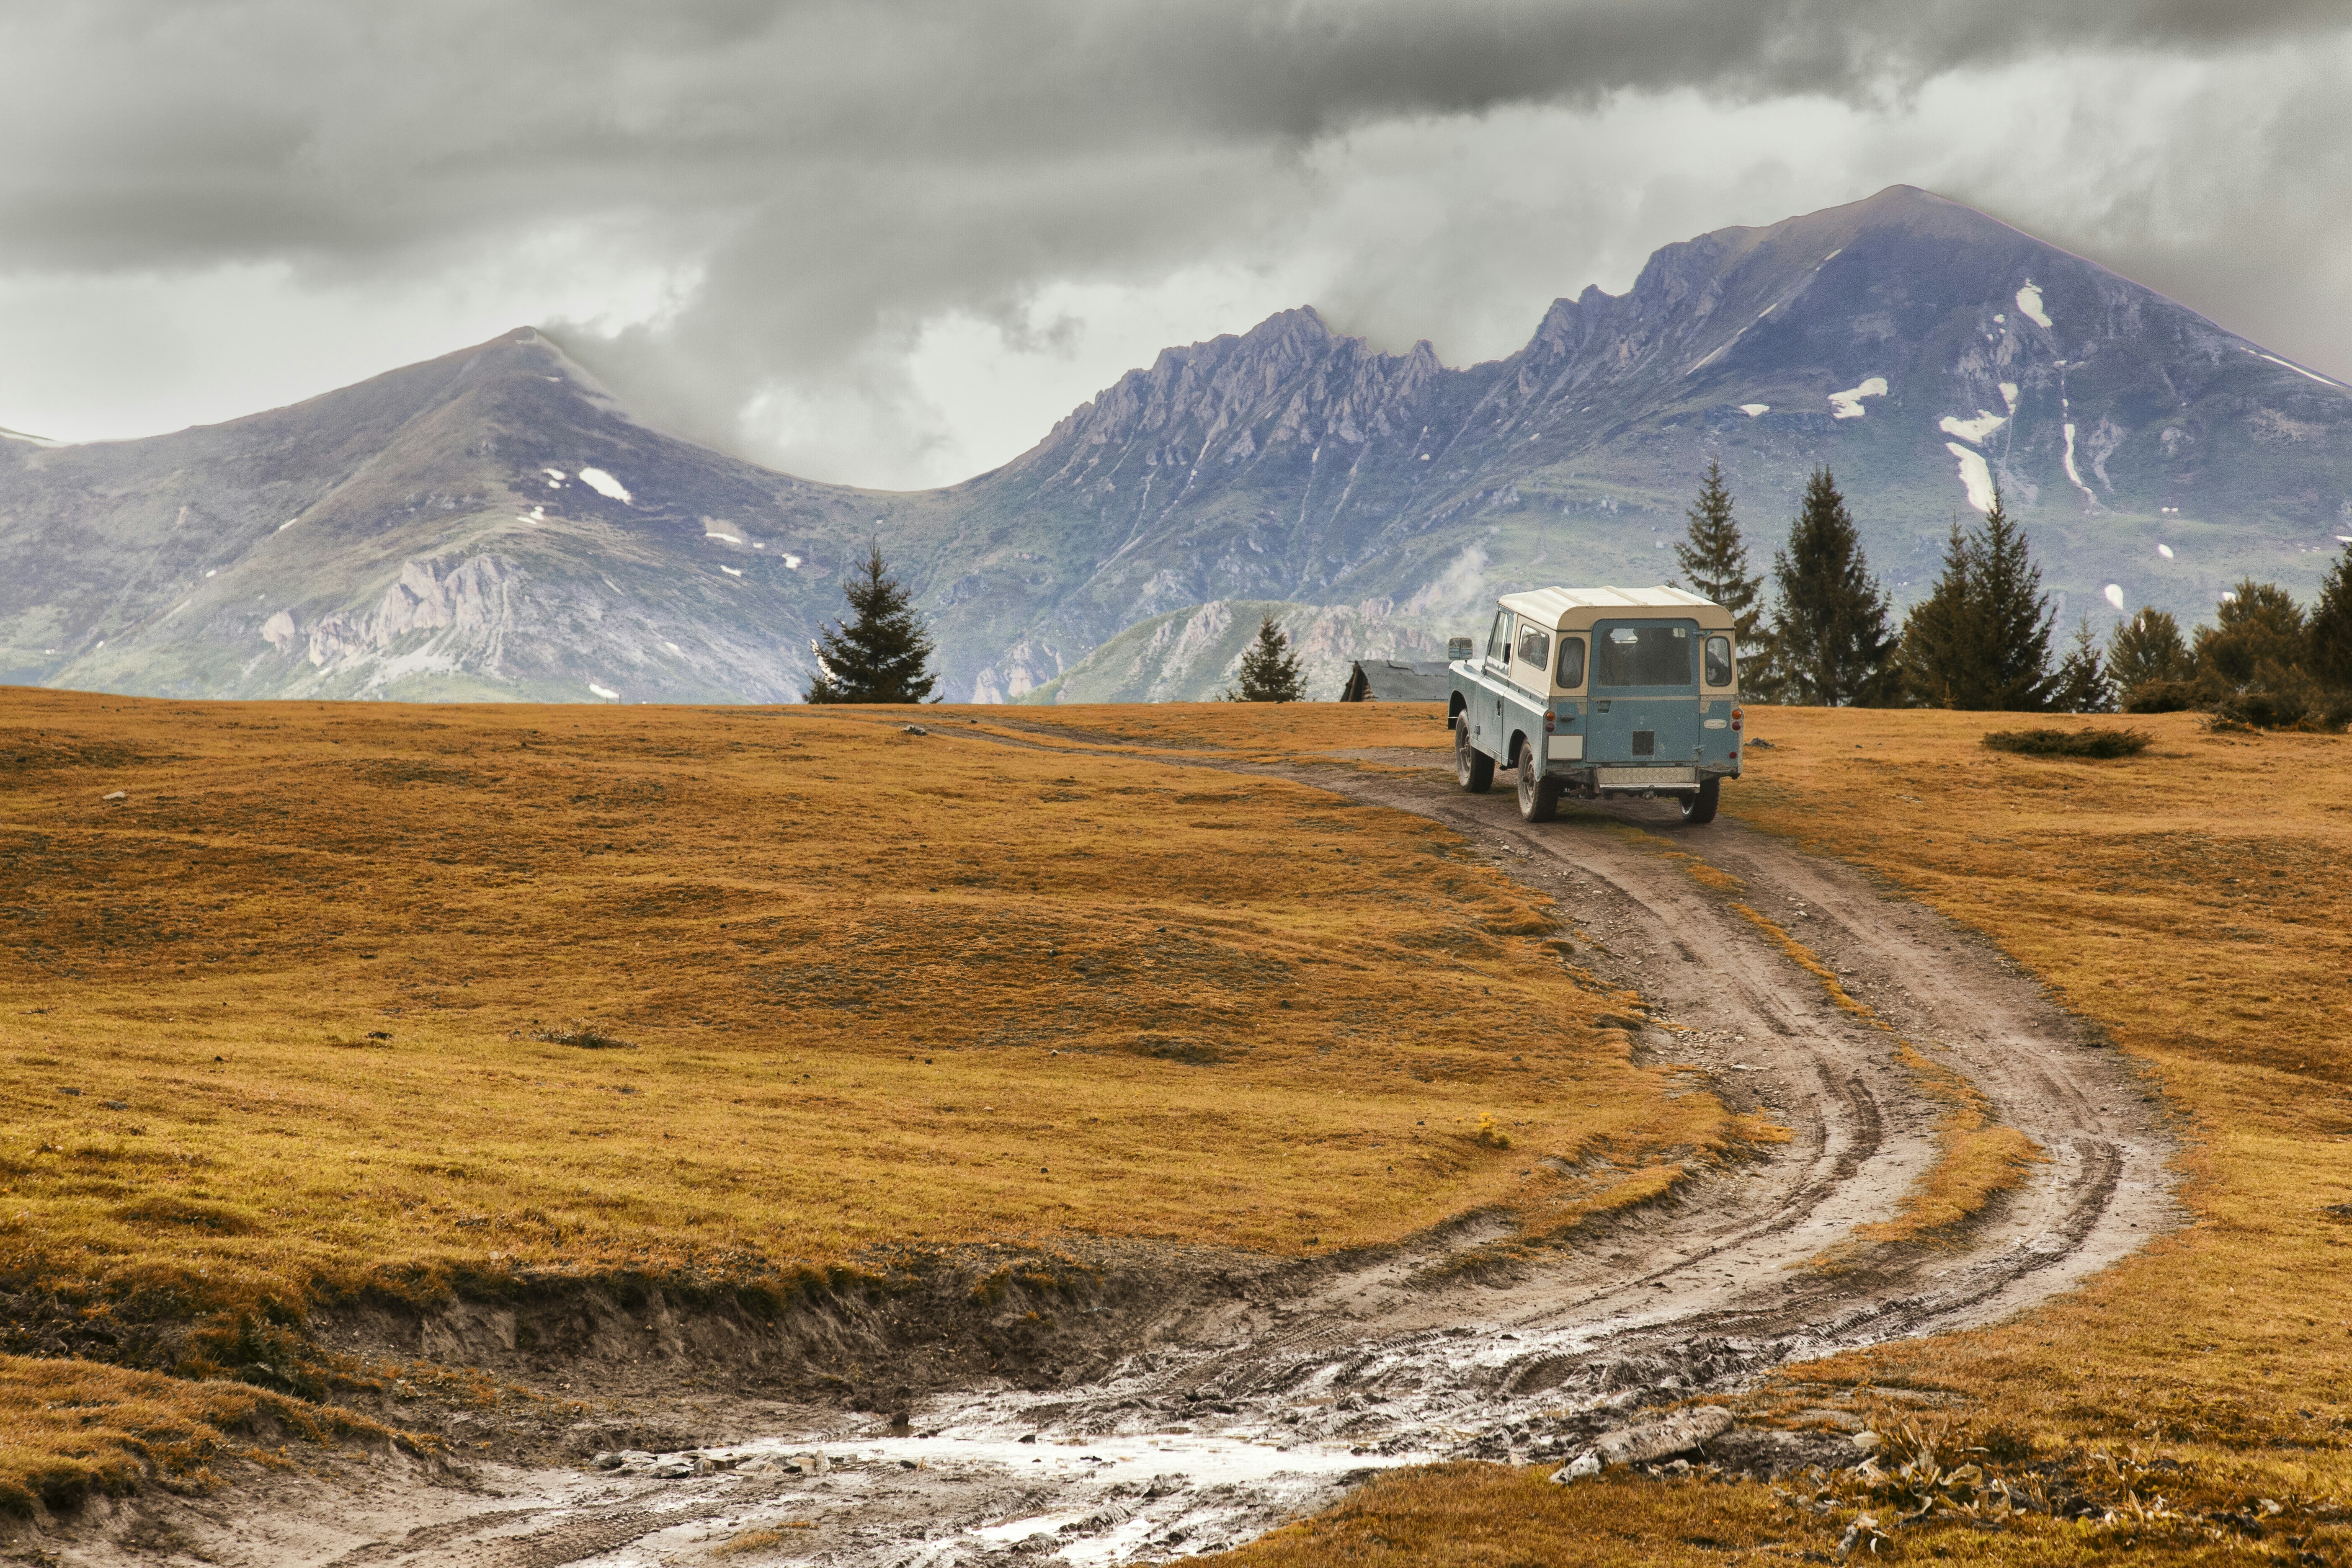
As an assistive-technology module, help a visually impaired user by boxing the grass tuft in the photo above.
[529,1019,635,1049]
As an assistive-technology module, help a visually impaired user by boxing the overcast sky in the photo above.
[3,1,2348,489]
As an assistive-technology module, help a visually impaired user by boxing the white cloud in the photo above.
[0,10,2347,487]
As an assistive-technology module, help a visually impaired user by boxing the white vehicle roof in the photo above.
[1497,584,1733,632]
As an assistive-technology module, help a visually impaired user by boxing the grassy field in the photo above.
[1225,707,2352,1565]
[0,692,1752,1513]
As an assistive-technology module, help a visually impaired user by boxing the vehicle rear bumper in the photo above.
[1555,762,1741,793]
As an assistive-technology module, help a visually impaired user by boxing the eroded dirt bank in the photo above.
[14,748,2178,1566]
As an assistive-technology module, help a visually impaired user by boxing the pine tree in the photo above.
[2194,581,2309,691]
[1896,491,2057,710]
[2192,580,2315,725]
[1225,615,1307,702]
[1769,467,1897,707]
[1898,518,1978,708]
[803,544,939,704]
[2106,606,2193,695]
[2311,540,2352,692]
[1969,489,2061,709]
[2050,617,2117,713]
[1673,459,1765,654]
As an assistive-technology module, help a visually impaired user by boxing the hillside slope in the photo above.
[0,330,941,701]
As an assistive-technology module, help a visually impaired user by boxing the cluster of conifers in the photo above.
[1674,460,2352,726]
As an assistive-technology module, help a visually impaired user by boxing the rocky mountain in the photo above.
[935,185,2352,700]
[5,185,2348,704]
[0,331,948,702]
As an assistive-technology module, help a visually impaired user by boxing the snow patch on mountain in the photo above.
[1999,381,2019,413]
[1939,410,2008,445]
[2015,283,2052,329]
[2062,423,2097,505]
[2250,351,2341,388]
[1828,377,1887,419]
[1739,404,1769,417]
[2104,584,2127,611]
[578,467,632,502]
[1946,442,1996,512]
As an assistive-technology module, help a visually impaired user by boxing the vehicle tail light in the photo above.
[1730,706,1744,732]
[1543,710,1556,734]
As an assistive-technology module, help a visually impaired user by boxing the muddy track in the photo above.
[41,741,2178,1567]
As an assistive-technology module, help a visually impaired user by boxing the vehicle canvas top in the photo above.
[1495,584,1734,635]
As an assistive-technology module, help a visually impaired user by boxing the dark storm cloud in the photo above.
[1,1,2344,472]
[4,0,2337,268]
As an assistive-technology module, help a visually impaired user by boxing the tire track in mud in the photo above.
[93,736,2178,1568]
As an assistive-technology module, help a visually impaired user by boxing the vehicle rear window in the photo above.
[1515,623,1551,673]
[1555,637,1586,688]
[1596,624,1695,686]
[1705,635,1733,686]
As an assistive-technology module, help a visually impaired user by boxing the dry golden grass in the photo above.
[0,1354,392,1515]
[1225,705,2352,1564]
[0,690,1743,1508]
[959,700,1451,759]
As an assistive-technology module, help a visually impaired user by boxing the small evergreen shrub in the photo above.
[1981,727,2153,759]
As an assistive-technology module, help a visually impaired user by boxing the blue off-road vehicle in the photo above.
[1447,585,1744,824]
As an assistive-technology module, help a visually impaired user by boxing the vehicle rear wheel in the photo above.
[1517,753,1561,822]
[1679,776,1720,825]
[1454,715,1494,793]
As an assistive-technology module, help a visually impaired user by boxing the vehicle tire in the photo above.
[1679,776,1720,825]
[1455,715,1495,793]
[1517,753,1561,823]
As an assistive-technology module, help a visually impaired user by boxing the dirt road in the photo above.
[45,752,2175,1567]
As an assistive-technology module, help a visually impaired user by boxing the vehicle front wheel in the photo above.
[1679,776,1721,825]
[1455,716,1495,793]
[1517,753,1561,822]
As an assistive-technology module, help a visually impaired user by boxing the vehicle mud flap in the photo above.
[1518,756,1561,822]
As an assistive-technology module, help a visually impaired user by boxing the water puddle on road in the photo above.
[584,1430,1430,1565]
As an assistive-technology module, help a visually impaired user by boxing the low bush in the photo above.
[530,1019,635,1049]
[1980,727,2153,759]
[2212,686,2310,730]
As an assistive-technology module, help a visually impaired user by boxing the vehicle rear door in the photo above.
[1588,619,1703,766]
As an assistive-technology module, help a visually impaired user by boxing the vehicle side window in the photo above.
[1555,637,1586,689]
[1516,623,1551,673]
[1704,635,1733,686]
[1487,611,1514,663]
